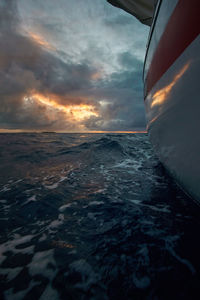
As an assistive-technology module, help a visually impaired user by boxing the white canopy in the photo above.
[107,0,158,26]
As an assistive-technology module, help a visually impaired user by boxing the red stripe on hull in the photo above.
[145,0,200,97]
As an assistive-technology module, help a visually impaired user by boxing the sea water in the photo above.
[0,133,200,300]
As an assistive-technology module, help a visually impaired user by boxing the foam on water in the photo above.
[0,133,200,300]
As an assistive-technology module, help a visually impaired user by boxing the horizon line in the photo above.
[0,129,147,134]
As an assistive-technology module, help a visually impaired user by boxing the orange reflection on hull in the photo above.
[151,62,190,108]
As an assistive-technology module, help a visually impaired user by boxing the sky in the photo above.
[0,0,149,132]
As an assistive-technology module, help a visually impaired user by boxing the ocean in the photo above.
[0,133,200,300]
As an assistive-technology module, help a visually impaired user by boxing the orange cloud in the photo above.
[28,32,55,51]
[91,71,102,80]
[24,93,99,122]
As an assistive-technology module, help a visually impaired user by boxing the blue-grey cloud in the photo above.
[0,0,149,131]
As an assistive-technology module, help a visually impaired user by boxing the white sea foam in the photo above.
[165,235,196,275]
[88,201,104,206]
[38,233,47,242]
[132,274,151,289]
[130,199,170,213]
[44,182,59,190]
[0,199,7,203]
[69,259,100,291]
[137,244,150,266]
[48,214,65,230]
[59,203,73,212]
[92,188,106,194]
[0,267,23,281]
[114,158,143,172]
[43,168,73,190]
[40,284,60,300]
[0,185,11,192]
[22,195,37,206]
[130,199,142,205]
[1,204,11,212]
[13,179,23,184]
[0,234,35,261]
[28,249,55,278]
[59,175,68,183]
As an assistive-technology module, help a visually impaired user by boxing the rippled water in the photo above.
[0,133,200,300]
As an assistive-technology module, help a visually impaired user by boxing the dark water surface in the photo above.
[0,133,200,300]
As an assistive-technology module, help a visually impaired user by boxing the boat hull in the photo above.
[144,0,200,201]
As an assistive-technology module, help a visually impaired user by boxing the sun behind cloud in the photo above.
[24,93,99,123]
[28,32,55,51]
[0,0,148,132]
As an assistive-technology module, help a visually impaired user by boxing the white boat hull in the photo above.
[144,0,200,201]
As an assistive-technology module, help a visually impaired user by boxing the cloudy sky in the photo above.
[0,0,149,132]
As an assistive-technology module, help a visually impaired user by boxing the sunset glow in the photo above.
[26,93,99,122]
[0,0,148,132]
[91,71,102,80]
[0,129,147,133]
[151,62,190,108]
[29,32,55,51]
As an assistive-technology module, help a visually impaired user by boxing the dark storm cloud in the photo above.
[0,0,100,130]
[118,52,143,72]
[104,13,134,26]
[0,0,147,131]
[83,53,146,131]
